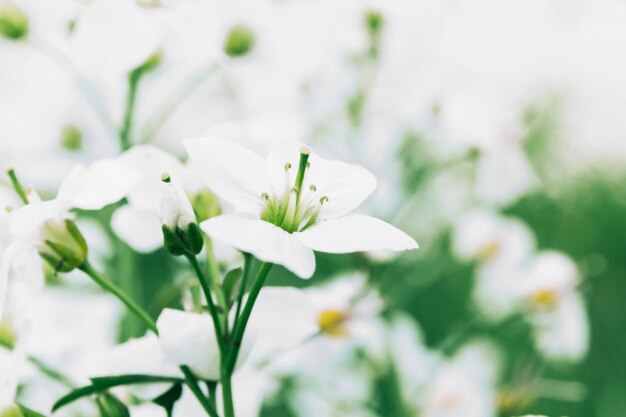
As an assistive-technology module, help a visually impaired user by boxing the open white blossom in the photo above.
[185,138,418,278]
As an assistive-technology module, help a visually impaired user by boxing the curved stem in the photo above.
[79,261,158,335]
[180,366,220,417]
[119,70,141,151]
[185,255,225,354]
[224,262,272,373]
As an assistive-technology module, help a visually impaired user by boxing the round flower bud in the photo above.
[0,2,28,40]
[223,25,255,57]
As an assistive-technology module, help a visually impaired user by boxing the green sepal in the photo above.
[222,268,243,309]
[153,383,183,415]
[185,222,204,255]
[96,393,130,417]
[162,225,186,256]
[41,240,83,273]
[65,219,88,256]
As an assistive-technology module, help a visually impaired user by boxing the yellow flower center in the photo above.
[477,241,501,261]
[530,288,558,309]
[317,309,349,337]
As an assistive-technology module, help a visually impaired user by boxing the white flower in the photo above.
[453,210,534,266]
[185,138,418,278]
[111,145,186,253]
[306,273,383,338]
[520,252,589,361]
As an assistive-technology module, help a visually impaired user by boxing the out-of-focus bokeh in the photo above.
[1,1,626,416]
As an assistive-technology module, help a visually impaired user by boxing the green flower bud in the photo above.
[0,320,18,350]
[191,189,221,222]
[96,393,130,417]
[160,175,204,256]
[0,2,28,40]
[365,10,383,36]
[0,405,23,417]
[223,25,255,57]
[39,219,88,273]
[60,125,83,151]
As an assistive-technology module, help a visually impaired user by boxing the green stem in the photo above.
[233,253,252,326]
[203,235,228,331]
[206,381,218,409]
[6,168,29,204]
[221,370,235,417]
[224,262,272,374]
[180,366,220,417]
[79,261,158,335]
[119,70,141,151]
[185,255,225,354]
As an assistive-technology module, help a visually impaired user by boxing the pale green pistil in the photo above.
[260,148,329,233]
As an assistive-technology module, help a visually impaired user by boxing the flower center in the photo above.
[530,288,558,309]
[317,309,349,337]
[260,147,329,233]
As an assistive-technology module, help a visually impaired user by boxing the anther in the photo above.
[320,196,329,204]
[309,185,317,192]
[261,192,270,201]
[284,162,292,171]
[161,172,171,183]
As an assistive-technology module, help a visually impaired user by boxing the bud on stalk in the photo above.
[38,218,88,273]
[160,175,203,256]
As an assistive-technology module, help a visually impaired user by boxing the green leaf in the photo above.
[53,374,183,412]
[96,393,130,417]
[222,268,243,308]
[153,383,183,415]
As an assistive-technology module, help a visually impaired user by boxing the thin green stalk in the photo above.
[29,356,76,389]
[185,255,225,354]
[224,262,272,374]
[79,261,158,335]
[221,370,235,417]
[180,366,219,417]
[119,71,141,151]
[6,167,29,204]
[203,235,228,332]
[140,63,220,143]
[233,253,252,326]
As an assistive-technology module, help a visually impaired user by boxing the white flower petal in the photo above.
[201,214,315,279]
[184,138,271,212]
[9,200,67,237]
[310,158,377,219]
[111,206,163,253]
[248,287,317,350]
[157,309,221,380]
[297,214,418,254]
[106,334,180,400]
[56,164,90,203]
[72,158,142,210]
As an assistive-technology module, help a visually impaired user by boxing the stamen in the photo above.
[309,184,317,192]
[320,196,329,205]
[6,167,29,205]
[261,192,270,201]
[284,162,292,171]
[161,172,171,183]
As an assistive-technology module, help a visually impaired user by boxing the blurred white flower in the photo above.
[186,138,417,278]
[453,209,535,266]
[306,273,383,339]
[520,252,589,361]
